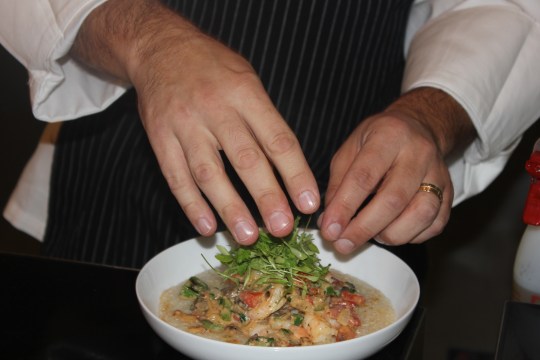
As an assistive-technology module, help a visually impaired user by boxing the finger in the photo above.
[319,137,400,242]
[373,184,446,245]
[324,141,357,207]
[331,179,416,253]
[407,182,452,244]
[146,128,218,237]
[235,86,320,215]
[327,152,436,253]
[179,126,261,245]
[216,115,296,237]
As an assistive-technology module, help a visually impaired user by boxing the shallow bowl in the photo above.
[136,230,420,360]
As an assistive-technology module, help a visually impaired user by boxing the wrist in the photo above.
[69,0,200,88]
[122,2,203,90]
[385,87,476,157]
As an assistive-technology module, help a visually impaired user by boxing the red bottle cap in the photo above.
[523,150,540,225]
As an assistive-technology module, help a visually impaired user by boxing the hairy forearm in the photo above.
[385,87,477,158]
[70,0,200,86]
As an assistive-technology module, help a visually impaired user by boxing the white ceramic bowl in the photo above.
[136,230,420,360]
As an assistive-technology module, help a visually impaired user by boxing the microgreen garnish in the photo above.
[207,218,330,293]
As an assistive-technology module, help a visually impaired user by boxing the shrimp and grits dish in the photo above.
[158,223,395,347]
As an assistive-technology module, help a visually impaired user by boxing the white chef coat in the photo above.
[1,0,540,241]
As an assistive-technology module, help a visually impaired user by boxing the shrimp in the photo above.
[303,312,338,344]
[247,284,287,320]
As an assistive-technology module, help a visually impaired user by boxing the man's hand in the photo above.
[70,0,320,244]
[318,87,476,253]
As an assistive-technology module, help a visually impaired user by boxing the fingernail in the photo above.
[269,211,291,233]
[299,190,317,212]
[335,238,355,253]
[196,217,213,235]
[327,222,342,240]
[374,236,389,246]
[234,220,256,244]
[317,212,324,228]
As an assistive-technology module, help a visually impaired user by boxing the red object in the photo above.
[341,291,365,306]
[523,150,540,225]
[238,290,263,308]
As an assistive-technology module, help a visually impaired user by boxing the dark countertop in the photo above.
[0,252,425,360]
[495,301,540,360]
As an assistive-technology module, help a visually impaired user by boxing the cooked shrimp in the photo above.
[247,284,287,320]
[303,312,337,344]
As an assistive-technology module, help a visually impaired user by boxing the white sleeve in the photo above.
[405,0,540,205]
[0,0,130,122]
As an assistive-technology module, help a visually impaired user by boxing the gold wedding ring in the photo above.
[418,182,443,203]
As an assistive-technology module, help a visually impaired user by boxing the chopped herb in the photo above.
[220,310,231,321]
[201,319,223,331]
[181,276,209,298]
[343,281,357,293]
[218,297,232,309]
[325,286,339,297]
[234,311,248,323]
[247,335,276,347]
[293,313,304,326]
[281,328,292,335]
[189,276,209,292]
[180,285,198,298]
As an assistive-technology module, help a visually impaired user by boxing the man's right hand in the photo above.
[70,0,320,244]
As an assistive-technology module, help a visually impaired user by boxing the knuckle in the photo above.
[219,202,248,223]
[429,223,445,237]
[191,161,223,185]
[162,170,193,198]
[347,223,377,244]
[234,71,261,89]
[224,71,263,102]
[412,200,440,224]
[265,131,297,156]
[339,195,360,215]
[232,146,261,170]
[163,170,189,194]
[180,198,202,218]
[380,188,409,212]
[349,167,379,193]
[326,183,339,197]
[287,169,314,190]
[417,220,446,242]
[431,214,449,235]
[256,189,281,204]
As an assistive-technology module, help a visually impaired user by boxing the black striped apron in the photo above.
[44,0,424,272]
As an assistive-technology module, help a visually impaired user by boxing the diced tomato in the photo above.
[341,291,365,306]
[239,290,263,308]
[349,312,361,327]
